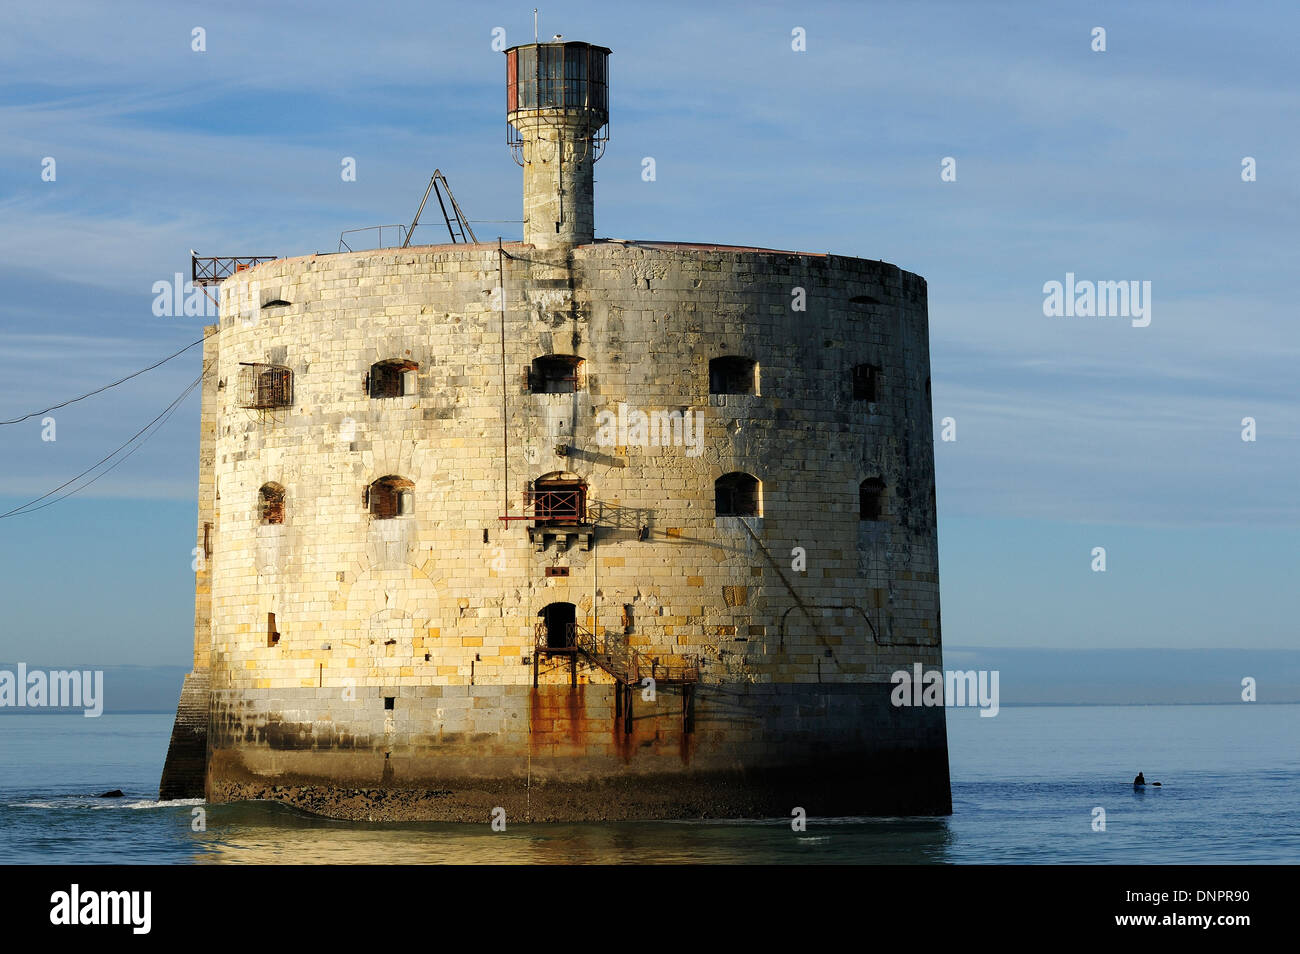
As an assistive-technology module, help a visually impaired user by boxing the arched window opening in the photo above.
[259,483,285,525]
[238,363,292,409]
[367,476,414,519]
[860,478,886,521]
[715,472,760,517]
[708,356,758,396]
[537,602,577,650]
[530,355,584,393]
[853,363,881,402]
[368,360,418,399]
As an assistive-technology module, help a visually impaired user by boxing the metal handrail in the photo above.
[535,621,699,684]
[337,225,408,253]
[191,255,279,285]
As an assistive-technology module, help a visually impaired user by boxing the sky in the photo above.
[0,0,1295,665]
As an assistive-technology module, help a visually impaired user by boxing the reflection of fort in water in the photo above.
[188,803,956,864]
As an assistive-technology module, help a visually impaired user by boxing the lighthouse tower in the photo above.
[505,41,610,248]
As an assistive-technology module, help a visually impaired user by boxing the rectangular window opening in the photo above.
[853,364,881,402]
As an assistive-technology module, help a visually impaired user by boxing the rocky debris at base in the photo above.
[210,777,772,823]
[231,784,459,821]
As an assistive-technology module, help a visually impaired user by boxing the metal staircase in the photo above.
[534,623,699,686]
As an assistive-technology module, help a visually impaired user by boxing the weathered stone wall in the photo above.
[157,669,211,800]
[207,682,948,820]
[185,239,947,818]
[192,326,219,671]
[517,116,597,248]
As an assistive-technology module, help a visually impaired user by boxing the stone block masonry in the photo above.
[161,238,950,819]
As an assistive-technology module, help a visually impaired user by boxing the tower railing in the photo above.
[499,488,589,525]
[534,621,699,686]
[337,225,408,253]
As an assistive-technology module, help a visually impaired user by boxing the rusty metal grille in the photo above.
[528,486,586,523]
[237,363,292,409]
[259,486,285,525]
[371,486,398,519]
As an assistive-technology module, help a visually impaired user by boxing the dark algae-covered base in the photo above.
[201,683,952,821]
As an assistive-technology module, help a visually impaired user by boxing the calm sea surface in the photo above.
[0,704,1296,864]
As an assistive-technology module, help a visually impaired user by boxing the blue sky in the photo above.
[0,0,1295,665]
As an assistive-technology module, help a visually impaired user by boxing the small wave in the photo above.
[88,798,204,810]
[8,795,204,810]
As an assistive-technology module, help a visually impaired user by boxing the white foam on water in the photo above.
[101,798,205,810]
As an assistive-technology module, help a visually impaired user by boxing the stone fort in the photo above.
[159,39,951,820]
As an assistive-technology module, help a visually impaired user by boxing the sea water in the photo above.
[0,704,1295,864]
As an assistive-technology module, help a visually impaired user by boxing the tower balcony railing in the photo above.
[337,225,409,253]
[526,488,586,524]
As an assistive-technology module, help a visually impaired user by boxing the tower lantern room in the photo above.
[505,41,611,249]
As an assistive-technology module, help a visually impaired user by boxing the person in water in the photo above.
[1134,772,1146,785]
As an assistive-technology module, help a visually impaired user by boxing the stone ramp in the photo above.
[158,670,210,801]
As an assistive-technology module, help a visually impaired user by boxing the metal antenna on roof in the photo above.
[533,8,538,42]
[402,170,478,246]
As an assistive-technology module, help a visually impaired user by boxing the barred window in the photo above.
[259,483,285,525]
[238,363,292,409]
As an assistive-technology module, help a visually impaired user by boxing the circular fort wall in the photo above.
[201,241,948,816]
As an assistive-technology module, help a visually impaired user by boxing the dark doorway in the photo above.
[539,602,576,649]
